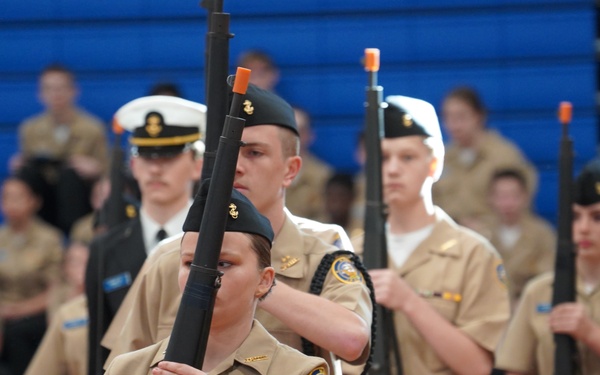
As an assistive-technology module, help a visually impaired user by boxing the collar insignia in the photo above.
[244,355,268,363]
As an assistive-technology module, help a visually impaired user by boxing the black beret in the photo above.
[574,159,600,206]
[384,95,442,140]
[182,179,274,245]
[233,83,298,135]
[114,96,207,158]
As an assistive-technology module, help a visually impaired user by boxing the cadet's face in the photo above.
[234,125,294,214]
[573,202,600,261]
[381,136,434,208]
[489,178,528,221]
[441,97,483,147]
[179,232,272,329]
[1,180,40,224]
[131,152,201,206]
[64,243,90,289]
[39,71,77,113]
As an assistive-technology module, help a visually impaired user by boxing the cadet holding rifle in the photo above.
[356,95,510,374]
[495,154,600,374]
[105,181,327,375]
[104,85,372,374]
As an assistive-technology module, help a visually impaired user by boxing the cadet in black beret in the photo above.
[574,158,600,206]
[104,179,330,375]
[366,94,509,374]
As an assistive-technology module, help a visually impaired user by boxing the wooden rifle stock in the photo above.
[361,49,401,375]
[164,69,251,369]
[551,101,578,374]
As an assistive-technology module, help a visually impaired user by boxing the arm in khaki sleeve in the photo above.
[495,279,539,373]
[370,267,495,375]
[25,308,67,375]
[258,280,370,362]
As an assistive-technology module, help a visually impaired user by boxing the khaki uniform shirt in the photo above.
[495,272,600,375]
[103,211,370,373]
[25,295,88,375]
[105,321,328,375]
[354,208,510,374]
[0,219,63,303]
[286,152,332,221]
[19,109,108,175]
[433,130,538,224]
[478,214,556,306]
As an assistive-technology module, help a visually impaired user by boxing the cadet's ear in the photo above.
[282,155,301,189]
[256,267,275,299]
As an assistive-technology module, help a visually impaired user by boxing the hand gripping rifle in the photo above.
[163,68,251,368]
[361,49,401,375]
[551,101,579,374]
[200,0,233,182]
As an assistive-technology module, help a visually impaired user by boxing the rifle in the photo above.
[200,0,233,182]
[164,67,251,368]
[551,101,578,374]
[360,48,401,374]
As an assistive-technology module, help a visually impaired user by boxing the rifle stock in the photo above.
[551,101,578,374]
[360,48,400,375]
[164,68,251,369]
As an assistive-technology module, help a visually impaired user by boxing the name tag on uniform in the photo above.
[536,303,552,313]
[103,272,132,293]
[63,317,88,330]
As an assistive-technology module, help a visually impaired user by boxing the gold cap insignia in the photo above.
[145,114,163,137]
[229,203,239,219]
[402,114,413,127]
[243,100,254,115]
[595,182,600,195]
[126,204,137,218]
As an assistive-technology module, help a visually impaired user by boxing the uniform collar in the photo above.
[150,321,278,375]
[269,211,307,279]
[399,207,463,275]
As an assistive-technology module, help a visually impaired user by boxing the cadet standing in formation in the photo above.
[363,95,510,373]
[495,158,600,375]
[101,85,372,374]
[85,96,205,374]
[105,180,328,374]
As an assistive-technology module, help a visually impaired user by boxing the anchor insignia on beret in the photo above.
[229,203,239,219]
[145,113,163,137]
[402,114,413,127]
[243,100,254,115]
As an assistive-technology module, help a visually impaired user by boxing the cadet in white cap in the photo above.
[85,95,206,375]
[354,95,510,374]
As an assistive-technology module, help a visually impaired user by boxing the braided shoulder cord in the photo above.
[301,250,376,375]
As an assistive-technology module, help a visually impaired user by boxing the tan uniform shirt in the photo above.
[19,109,108,175]
[103,211,370,373]
[0,219,63,303]
[478,214,556,306]
[25,295,88,375]
[105,320,328,375]
[432,130,538,224]
[355,208,510,374]
[496,272,600,375]
[286,152,332,221]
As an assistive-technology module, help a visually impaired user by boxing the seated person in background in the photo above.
[318,173,362,238]
[495,158,600,375]
[105,181,329,375]
[286,106,332,220]
[478,168,556,307]
[0,168,64,375]
[433,85,538,229]
[25,240,91,375]
[12,63,109,235]
[148,82,183,98]
[69,177,111,245]
[236,49,280,92]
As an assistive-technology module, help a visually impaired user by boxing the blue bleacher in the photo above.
[0,0,596,227]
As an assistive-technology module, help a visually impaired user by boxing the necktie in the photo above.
[156,228,167,242]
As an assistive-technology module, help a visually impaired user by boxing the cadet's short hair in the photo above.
[444,86,487,117]
[489,168,528,192]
